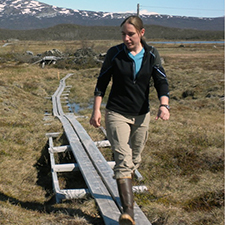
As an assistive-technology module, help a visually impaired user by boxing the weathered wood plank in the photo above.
[59,115,121,225]
[99,126,108,137]
[94,140,111,147]
[65,114,152,225]
[52,73,73,116]
[46,132,61,138]
[51,145,71,153]
[53,163,79,172]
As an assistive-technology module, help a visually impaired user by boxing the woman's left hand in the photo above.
[155,106,170,120]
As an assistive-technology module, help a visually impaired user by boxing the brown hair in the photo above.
[120,15,144,32]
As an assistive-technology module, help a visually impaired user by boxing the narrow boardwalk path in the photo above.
[49,73,152,225]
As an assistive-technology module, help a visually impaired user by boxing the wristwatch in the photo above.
[160,104,170,111]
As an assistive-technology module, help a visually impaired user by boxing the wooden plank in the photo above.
[53,163,79,172]
[52,73,73,117]
[48,137,61,192]
[99,126,107,137]
[134,169,143,181]
[65,114,152,225]
[59,188,88,200]
[46,132,61,138]
[94,140,111,147]
[132,186,148,193]
[51,145,71,153]
[58,115,121,225]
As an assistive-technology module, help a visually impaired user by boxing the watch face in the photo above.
[160,104,170,110]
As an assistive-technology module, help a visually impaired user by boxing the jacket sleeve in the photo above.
[94,47,114,97]
[151,47,170,99]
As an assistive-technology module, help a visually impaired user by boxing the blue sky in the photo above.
[39,0,224,18]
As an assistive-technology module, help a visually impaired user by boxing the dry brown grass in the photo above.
[0,40,224,225]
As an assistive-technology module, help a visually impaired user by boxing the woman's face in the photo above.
[121,22,145,52]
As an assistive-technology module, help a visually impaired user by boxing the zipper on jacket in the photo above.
[126,49,138,84]
[132,61,136,84]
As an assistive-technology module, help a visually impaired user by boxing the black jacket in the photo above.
[94,41,169,116]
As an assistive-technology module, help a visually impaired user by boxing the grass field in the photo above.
[0,40,224,225]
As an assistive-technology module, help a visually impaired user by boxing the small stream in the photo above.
[67,101,106,114]
[67,102,92,114]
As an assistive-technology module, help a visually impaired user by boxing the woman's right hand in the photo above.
[89,109,101,128]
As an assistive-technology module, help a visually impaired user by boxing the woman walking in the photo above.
[90,15,170,225]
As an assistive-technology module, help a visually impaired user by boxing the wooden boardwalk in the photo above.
[49,73,152,225]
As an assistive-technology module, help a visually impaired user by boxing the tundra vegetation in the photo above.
[0,39,224,225]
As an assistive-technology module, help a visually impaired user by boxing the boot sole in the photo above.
[119,213,135,225]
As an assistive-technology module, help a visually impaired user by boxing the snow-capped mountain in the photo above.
[0,0,223,30]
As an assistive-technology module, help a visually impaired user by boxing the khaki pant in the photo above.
[105,110,150,179]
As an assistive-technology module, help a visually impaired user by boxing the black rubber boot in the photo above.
[117,178,135,225]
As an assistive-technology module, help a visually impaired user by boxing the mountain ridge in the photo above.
[0,0,224,31]
[0,23,223,41]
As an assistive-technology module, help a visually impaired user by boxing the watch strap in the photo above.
[160,104,170,111]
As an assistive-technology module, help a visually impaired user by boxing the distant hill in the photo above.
[0,0,224,31]
[0,24,223,41]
